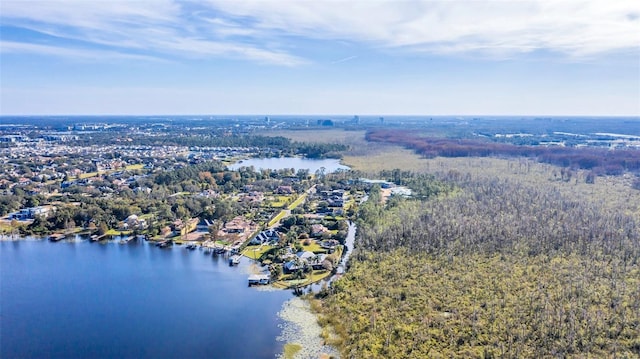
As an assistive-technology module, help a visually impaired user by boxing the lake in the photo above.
[0,238,292,359]
[228,157,349,174]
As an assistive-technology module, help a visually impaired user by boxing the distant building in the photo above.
[0,135,27,143]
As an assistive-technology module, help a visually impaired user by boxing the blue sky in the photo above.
[1,0,639,116]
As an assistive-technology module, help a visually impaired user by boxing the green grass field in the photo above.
[76,164,145,180]
[299,239,325,253]
[125,164,144,171]
[267,210,287,227]
[78,171,100,179]
[242,245,273,260]
[106,229,132,236]
[287,193,307,210]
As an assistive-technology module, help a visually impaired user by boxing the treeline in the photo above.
[375,169,455,198]
[71,133,347,158]
[315,175,640,358]
[366,130,640,175]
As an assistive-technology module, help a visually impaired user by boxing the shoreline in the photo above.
[4,233,346,358]
[277,296,339,359]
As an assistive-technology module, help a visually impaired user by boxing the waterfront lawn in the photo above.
[273,270,331,288]
[0,221,13,232]
[242,245,273,260]
[308,270,331,283]
[106,229,132,236]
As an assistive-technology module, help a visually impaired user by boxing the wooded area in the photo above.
[315,173,640,358]
[366,130,640,176]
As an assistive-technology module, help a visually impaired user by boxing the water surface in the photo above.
[1,239,291,359]
[229,157,349,174]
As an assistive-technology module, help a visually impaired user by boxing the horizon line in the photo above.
[1,114,639,118]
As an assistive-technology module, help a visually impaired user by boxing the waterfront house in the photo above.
[250,229,280,245]
[283,260,304,274]
[223,216,251,234]
[297,250,316,262]
[308,254,328,270]
[125,214,148,230]
[283,251,328,273]
[320,239,339,252]
[10,206,51,220]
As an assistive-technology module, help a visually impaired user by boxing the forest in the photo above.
[314,172,640,358]
[366,130,640,176]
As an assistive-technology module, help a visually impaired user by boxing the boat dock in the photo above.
[49,234,65,242]
[156,240,173,248]
[248,274,271,286]
[229,255,241,266]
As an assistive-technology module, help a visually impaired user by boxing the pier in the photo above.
[229,255,241,266]
[248,274,271,286]
[49,234,65,242]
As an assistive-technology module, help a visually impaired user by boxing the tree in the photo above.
[98,222,108,236]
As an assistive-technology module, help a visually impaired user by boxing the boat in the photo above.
[156,240,173,248]
[185,244,197,250]
[229,255,241,266]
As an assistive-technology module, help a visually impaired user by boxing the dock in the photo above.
[229,255,241,266]
[156,240,173,248]
[118,236,132,244]
[49,234,65,242]
[90,234,108,242]
[248,274,271,286]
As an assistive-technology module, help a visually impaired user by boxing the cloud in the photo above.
[206,0,640,57]
[1,0,638,66]
[0,41,167,62]
[331,55,358,64]
[0,0,305,65]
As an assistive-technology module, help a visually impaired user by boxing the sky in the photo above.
[1,0,639,116]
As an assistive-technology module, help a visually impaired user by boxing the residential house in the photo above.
[311,224,329,237]
[276,185,294,194]
[250,229,281,245]
[283,251,327,273]
[10,206,51,220]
